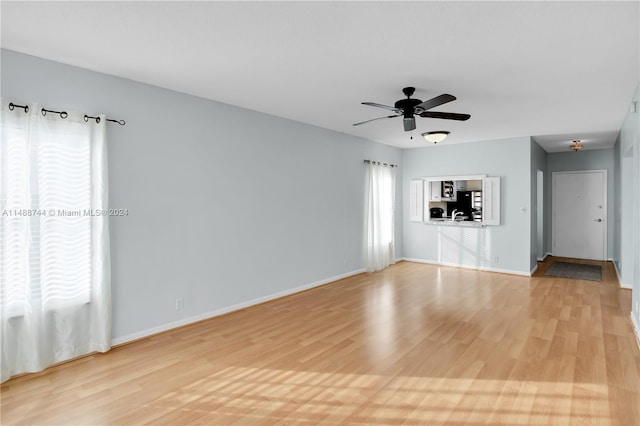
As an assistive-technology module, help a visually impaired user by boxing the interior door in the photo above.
[553,171,606,260]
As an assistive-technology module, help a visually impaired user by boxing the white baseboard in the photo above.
[612,260,632,289]
[402,257,532,277]
[530,264,538,276]
[111,268,366,346]
[536,252,552,262]
[631,313,640,352]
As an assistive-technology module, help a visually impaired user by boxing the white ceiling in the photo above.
[1,1,638,152]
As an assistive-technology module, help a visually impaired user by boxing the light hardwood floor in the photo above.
[2,258,639,425]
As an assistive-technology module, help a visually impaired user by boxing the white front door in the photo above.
[552,171,607,260]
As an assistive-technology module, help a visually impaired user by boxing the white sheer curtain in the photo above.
[1,101,111,383]
[364,161,396,272]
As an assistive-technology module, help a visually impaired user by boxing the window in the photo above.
[364,161,396,271]
[1,102,111,383]
[409,175,501,226]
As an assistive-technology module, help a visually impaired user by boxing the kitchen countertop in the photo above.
[425,218,484,227]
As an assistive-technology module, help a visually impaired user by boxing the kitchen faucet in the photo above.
[452,209,464,222]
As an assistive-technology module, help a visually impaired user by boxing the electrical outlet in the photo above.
[493,256,499,263]
[175,298,184,310]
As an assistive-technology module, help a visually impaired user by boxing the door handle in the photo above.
[594,219,602,222]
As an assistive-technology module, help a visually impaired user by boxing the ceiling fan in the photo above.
[353,87,470,131]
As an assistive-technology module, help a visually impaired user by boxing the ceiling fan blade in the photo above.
[361,102,400,113]
[415,94,456,112]
[420,111,471,121]
[353,115,401,126]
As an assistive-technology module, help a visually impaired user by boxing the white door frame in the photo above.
[552,170,607,261]
[536,170,544,260]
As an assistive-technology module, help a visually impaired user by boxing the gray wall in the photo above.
[1,49,403,342]
[613,85,639,325]
[530,138,547,269]
[545,149,615,259]
[402,136,532,275]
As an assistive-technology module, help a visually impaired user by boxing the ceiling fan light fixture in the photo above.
[354,88,470,133]
[403,117,416,131]
[569,139,583,151]
[422,131,450,144]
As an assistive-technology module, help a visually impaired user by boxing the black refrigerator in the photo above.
[453,191,483,222]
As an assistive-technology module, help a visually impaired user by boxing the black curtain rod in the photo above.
[363,159,398,168]
[8,102,126,126]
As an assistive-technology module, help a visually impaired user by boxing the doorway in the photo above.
[620,150,633,284]
[552,170,607,261]
[537,170,544,260]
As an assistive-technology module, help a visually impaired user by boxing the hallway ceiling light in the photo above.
[569,139,583,151]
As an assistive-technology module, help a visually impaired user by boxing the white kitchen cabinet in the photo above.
[429,181,441,201]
